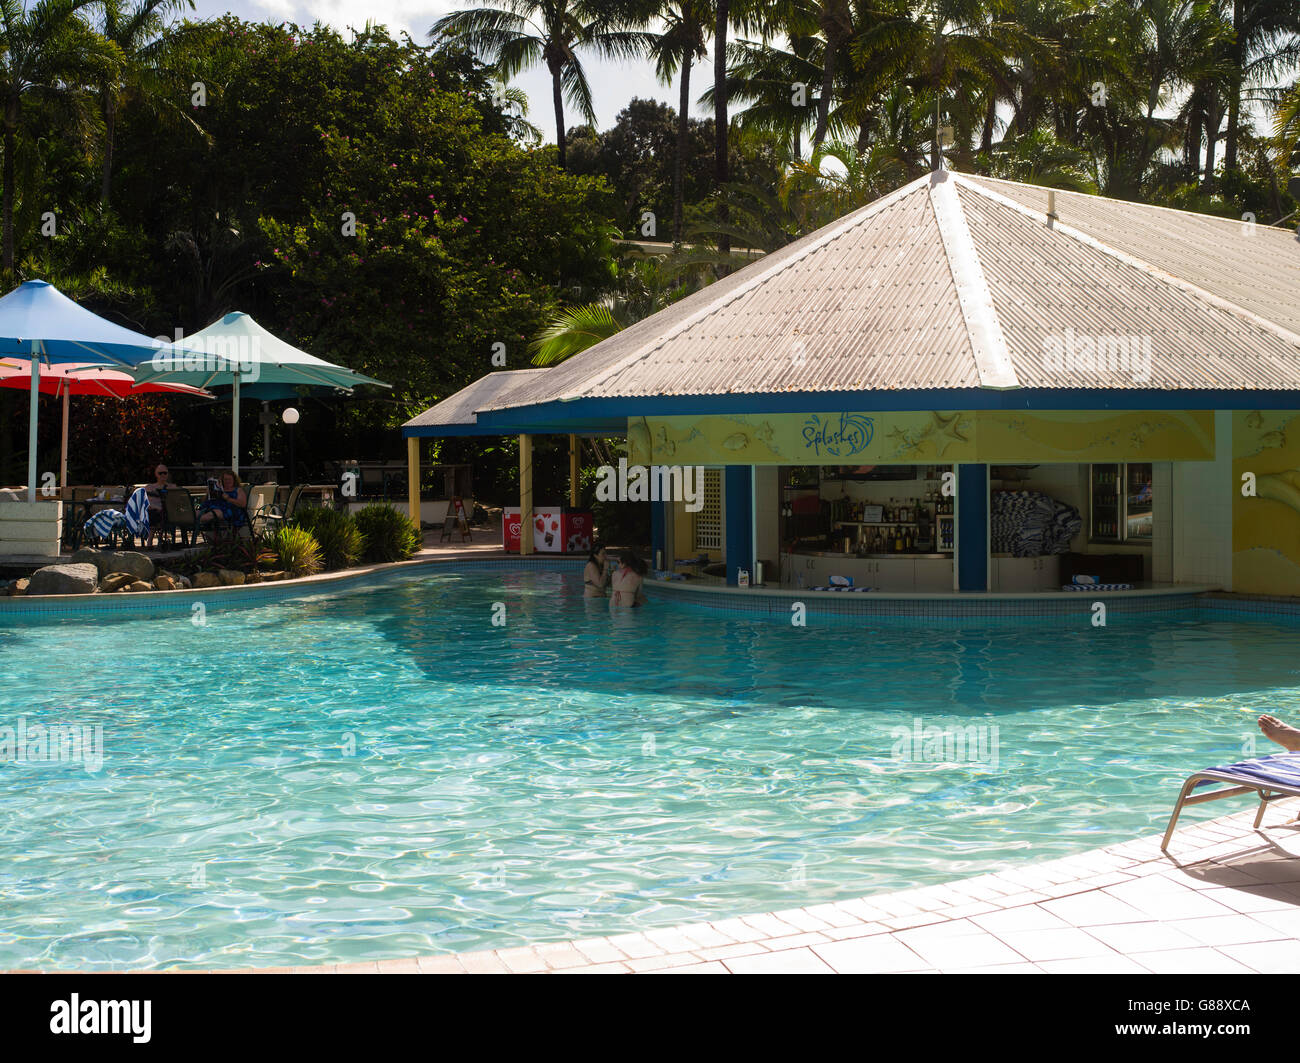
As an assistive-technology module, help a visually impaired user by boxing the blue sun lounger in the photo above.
[1161,752,1300,852]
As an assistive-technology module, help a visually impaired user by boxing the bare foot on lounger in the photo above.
[1258,715,1300,751]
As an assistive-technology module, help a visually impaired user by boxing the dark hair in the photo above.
[622,552,647,576]
[587,543,606,565]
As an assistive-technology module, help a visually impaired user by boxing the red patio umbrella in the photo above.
[0,359,211,487]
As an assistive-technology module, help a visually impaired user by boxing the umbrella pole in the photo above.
[60,382,69,488]
[231,375,240,476]
[27,343,39,502]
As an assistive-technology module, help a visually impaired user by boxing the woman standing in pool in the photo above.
[584,544,610,598]
[610,552,647,608]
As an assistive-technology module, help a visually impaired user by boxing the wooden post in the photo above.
[520,434,534,555]
[569,434,579,507]
[406,435,420,530]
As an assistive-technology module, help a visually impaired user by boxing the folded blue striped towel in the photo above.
[810,585,873,592]
[1061,583,1132,591]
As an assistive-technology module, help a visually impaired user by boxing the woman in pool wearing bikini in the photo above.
[609,552,647,609]
[583,544,610,598]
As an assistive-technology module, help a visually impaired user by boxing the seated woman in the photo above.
[609,552,648,608]
[197,470,248,530]
[583,544,610,598]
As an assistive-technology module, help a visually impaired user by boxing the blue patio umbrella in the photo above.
[0,280,163,501]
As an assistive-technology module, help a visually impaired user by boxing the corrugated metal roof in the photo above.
[960,184,1300,389]
[403,368,548,428]
[439,169,1300,422]
[962,174,1300,338]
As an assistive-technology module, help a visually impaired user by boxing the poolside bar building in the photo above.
[404,169,1300,599]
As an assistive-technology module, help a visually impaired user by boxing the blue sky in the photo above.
[193,0,690,141]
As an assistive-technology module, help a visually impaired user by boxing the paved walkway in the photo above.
[276,801,1300,974]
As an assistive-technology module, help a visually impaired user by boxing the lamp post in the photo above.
[282,406,299,486]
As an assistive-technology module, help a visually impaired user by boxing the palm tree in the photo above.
[430,1,652,169]
[1273,77,1300,167]
[851,0,1035,171]
[0,0,120,273]
[94,0,202,206]
[1221,0,1300,177]
[649,1,709,243]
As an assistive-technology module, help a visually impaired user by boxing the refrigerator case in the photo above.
[1125,463,1153,540]
[1090,463,1121,540]
[1090,463,1152,542]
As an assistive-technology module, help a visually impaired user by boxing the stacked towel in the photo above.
[810,585,873,592]
[1060,583,1132,591]
[991,490,1082,556]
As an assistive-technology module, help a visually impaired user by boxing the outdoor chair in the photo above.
[199,482,253,543]
[1162,751,1300,852]
[61,486,100,551]
[245,484,277,535]
[161,487,199,548]
[82,487,151,550]
[262,484,305,531]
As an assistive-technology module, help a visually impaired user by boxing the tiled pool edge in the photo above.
[37,799,1290,975]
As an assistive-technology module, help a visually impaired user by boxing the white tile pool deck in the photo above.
[224,800,1300,974]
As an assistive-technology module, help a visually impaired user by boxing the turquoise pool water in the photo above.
[0,568,1293,970]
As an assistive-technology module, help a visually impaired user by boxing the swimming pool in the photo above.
[0,566,1291,969]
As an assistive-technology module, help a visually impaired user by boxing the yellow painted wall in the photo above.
[1233,411,1300,595]
[628,410,1214,466]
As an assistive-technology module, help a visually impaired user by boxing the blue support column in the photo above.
[724,465,754,586]
[956,464,988,592]
[650,498,666,572]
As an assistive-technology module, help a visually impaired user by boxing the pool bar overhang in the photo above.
[402,168,1300,599]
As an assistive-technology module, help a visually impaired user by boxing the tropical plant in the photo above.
[291,505,363,570]
[273,525,324,577]
[354,503,422,562]
[94,0,206,205]
[1221,0,1300,178]
[529,302,622,364]
[1274,78,1300,166]
[429,1,654,168]
[0,0,121,272]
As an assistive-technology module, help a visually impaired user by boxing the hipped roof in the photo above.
[480,169,1300,410]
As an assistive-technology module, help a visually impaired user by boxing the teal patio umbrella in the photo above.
[133,312,389,476]
[0,280,163,501]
